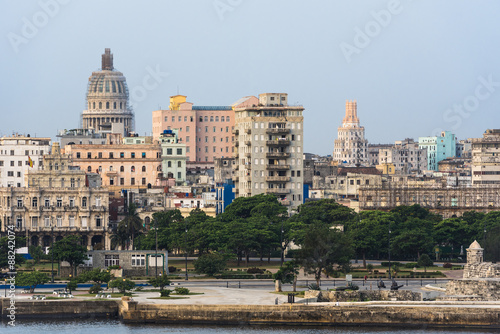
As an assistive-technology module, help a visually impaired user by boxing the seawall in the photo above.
[119,300,500,328]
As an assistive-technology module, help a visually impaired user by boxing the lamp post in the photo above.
[184,221,188,281]
[388,222,392,280]
[280,220,284,267]
[154,219,158,281]
[4,279,6,298]
[51,225,54,283]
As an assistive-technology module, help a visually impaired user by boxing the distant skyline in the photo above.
[2,0,500,155]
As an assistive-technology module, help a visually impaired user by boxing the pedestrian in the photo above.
[364,275,367,281]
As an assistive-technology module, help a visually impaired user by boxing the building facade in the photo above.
[159,129,187,184]
[333,101,368,166]
[233,93,304,211]
[418,131,456,171]
[0,135,51,188]
[0,143,109,250]
[378,139,427,174]
[471,129,500,185]
[81,48,134,136]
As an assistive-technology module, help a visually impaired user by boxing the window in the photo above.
[186,136,190,142]
[167,148,172,155]
[120,166,124,172]
[142,178,146,185]
[104,255,119,267]
[131,152,135,158]
[142,152,146,158]
[7,171,13,177]
[131,178,135,185]
[70,178,75,188]
[176,148,182,155]
[69,197,75,207]
[120,152,124,158]
[10,161,14,167]
[297,171,301,177]
[76,152,81,158]
[87,152,92,158]
[205,126,208,132]
[142,166,146,172]
[96,197,101,207]
[178,161,182,168]
[17,198,23,208]
[131,166,135,172]
[177,172,181,179]
[120,178,124,185]
[221,116,225,122]
[45,198,50,207]
[69,216,75,227]
[32,197,37,208]
[210,116,214,122]
[32,217,38,228]
[204,116,208,122]
[96,216,102,227]
[82,197,87,208]
[226,116,230,122]
[131,254,145,266]
[56,216,62,227]
[44,217,50,227]
[172,116,175,122]
[81,217,87,227]
[186,126,190,132]
[168,161,171,167]
[56,198,62,207]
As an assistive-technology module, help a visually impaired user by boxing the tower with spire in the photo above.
[333,100,368,166]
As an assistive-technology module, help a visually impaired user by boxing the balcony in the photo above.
[265,176,290,182]
[266,128,290,134]
[266,164,290,170]
[92,205,107,211]
[12,206,26,211]
[266,188,290,195]
[235,141,239,146]
[266,140,290,146]
[245,128,251,134]
[266,152,291,158]
[41,206,53,211]
[232,129,239,135]
[245,152,251,158]
[279,200,291,206]
[64,205,79,211]
[244,141,252,146]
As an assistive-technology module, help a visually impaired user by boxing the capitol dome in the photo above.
[81,48,134,135]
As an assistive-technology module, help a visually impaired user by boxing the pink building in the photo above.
[152,95,258,162]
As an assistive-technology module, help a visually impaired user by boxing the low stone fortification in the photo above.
[118,301,499,328]
[442,279,500,301]
[0,299,118,319]
[304,289,422,302]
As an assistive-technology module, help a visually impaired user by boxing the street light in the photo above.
[184,221,188,281]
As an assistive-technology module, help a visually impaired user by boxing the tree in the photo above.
[148,275,171,291]
[16,271,49,293]
[0,236,26,269]
[29,245,45,265]
[109,278,135,294]
[391,224,434,260]
[79,269,112,287]
[483,225,500,262]
[66,279,78,294]
[295,223,353,286]
[50,235,88,276]
[119,203,143,250]
[272,261,299,292]
[193,253,227,276]
[417,254,433,273]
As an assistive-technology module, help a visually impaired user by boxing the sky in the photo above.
[1,0,500,155]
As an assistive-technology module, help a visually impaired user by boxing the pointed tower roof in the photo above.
[468,240,483,249]
[342,100,360,126]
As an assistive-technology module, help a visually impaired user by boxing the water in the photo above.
[0,319,497,333]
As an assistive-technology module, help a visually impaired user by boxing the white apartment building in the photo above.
[233,93,304,211]
[378,139,427,174]
[472,129,500,185]
[0,135,51,187]
[159,129,187,185]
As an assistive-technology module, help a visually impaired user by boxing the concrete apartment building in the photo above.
[64,136,161,197]
[333,101,368,166]
[233,93,304,211]
[378,139,427,174]
[152,95,261,163]
[418,131,456,171]
[0,142,109,249]
[159,129,187,184]
[81,48,134,136]
[471,129,500,185]
[0,135,51,188]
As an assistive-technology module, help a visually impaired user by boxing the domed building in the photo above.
[81,48,134,135]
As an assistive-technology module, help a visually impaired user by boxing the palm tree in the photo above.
[120,203,143,250]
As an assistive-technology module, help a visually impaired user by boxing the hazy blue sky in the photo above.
[2,0,500,155]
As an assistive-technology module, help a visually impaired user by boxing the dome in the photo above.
[81,49,134,135]
[469,240,483,249]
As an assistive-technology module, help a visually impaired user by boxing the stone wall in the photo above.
[442,279,500,301]
[0,300,118,319]
[304,290,422,302]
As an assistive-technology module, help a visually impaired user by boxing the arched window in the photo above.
[113,102,117,109]
[221,116,225,122]
[93,102,96,109]
[87,166,92,172]
[178,161,182,168]
[131,166,135,172]
[215,116,219,122]
[204,116,208,122]
[144,216,150,229]
[99,102,102,109]
[142,166,146,172]
[106,102,110,109]
[226,116,230,122]
[120,166,124,172]
[210,116,214,122]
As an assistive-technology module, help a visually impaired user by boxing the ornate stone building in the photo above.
[0,143,110,250]
[81,48,134,136]
[333,100,368,166]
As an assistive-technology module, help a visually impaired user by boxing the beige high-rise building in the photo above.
[233,93,304,211]
[0,142,110,250]
[81,48,134,136]
[472,129,500,185]
[334,101,368,166]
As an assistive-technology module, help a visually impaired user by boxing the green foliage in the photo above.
[168,266,177,273]
[148,275,171,290]
[29,246,45,264]
[404,262,419,268]
[107,265,121,270]
[307,283,320,291]
[0,236,26,269]
[109,278,135,293]
[246,267,264,274]
[113,203,143,250]
[16,271,49,293]
[443,263,453,269]
[160,289,172,297]
[66,279,78,293]
[193,253,227,276]
[79,269,112,285]
[366,264,374,272]
[50,235,88,276]
[272,261,299,284]
[89,283,102,294]
[484,225,500,262]
[417,254,433,272]
[174,287,190,295]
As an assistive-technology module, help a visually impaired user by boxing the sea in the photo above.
[0,319,498,334]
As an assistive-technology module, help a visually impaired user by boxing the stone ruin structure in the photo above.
[442,240,500,301]
[463,240,500,278]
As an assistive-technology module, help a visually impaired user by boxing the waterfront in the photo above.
[1,319,498,334]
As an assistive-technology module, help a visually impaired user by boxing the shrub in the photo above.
[443,263,453,269]
[135,286,143,291]
[89,283,102,294]
[193,253,227,276]
[160,289,172,297]
[308,283,320,291]
[373,269,379,274]
[366,264,374,272]
[174,287,190,295]
[404,262,419,268]
[107,265,121,270]
[381,262,403,267]
[246,267,264,274]
[168,266,177,273]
